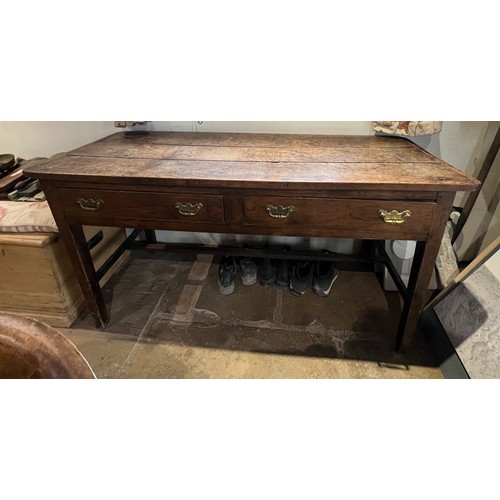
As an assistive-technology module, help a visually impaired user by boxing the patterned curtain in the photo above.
[373,121,442,136]
[114,121,148,128]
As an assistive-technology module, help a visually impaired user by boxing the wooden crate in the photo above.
[0,227,128,327]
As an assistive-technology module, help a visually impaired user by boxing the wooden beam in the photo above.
[452,124,500,244]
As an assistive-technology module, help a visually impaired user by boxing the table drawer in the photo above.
[243,196,436,239]
[58,188,225,224]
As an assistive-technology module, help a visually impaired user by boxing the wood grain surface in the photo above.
[25,132,479,192]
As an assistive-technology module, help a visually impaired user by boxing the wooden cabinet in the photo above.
[0,227,127,327]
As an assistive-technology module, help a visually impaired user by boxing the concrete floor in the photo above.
[60,252,443,379]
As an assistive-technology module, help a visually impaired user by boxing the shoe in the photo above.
[258,257,276,286]
[313,258,339,297]
[274,246,291,288]
[218,256,237,295]
[7,179,41,200]
[289,261,314,296]
[239,257,257,285]
[275,259,291,287]
[13,177,34,191]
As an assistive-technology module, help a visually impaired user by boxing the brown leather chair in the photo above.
[0,313,95,378]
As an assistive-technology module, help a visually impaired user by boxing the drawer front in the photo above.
[58,188,225,224]
[243,196,436,239]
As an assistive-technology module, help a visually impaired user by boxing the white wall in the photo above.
[0,121,117,159]
[151,121,373,135]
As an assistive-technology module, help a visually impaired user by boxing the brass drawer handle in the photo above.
[266,204,295,219]
[378,209,412,224]
[175,202,204,216]
[77,198,104,211]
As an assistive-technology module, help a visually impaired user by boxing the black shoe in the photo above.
[7,179,42,200]
[274,246,291,288]
[258,257,275,286]
[289,261,314,296]
[218,256,237,295]
[239,257,257,285]
[275,259,291,288]
[313,258,339,297]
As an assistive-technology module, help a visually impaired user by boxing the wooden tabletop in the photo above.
[25,132,480,192]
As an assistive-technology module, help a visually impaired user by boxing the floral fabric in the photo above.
[0,200,58,233]
[114,121,148,128]
[373,121,442,136]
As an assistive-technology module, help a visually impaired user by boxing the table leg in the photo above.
[60,223,109,329]
[395,241,426,350]
[395,192,455,350]
[143,230,157,244]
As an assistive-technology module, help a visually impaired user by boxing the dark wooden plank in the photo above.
[101,131,416,149]
[25,133,478,193]
[95,229,142,281]
[452,124,500,243]
[28,156,479,192]
[68,143,436,164]
[126,240,387,264]
[43,179,440,201]
[60,213,431,241]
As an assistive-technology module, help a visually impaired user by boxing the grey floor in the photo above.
[60,251,442,378]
